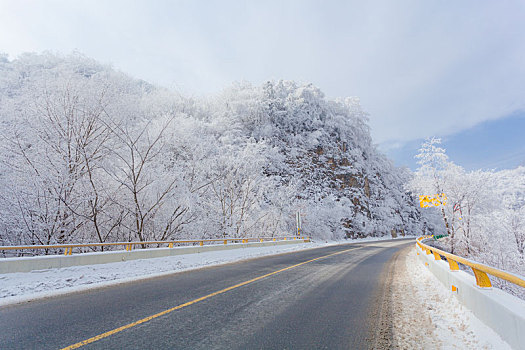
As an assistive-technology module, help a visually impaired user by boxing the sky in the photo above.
[388,111,525,170]
[1,0,524,170]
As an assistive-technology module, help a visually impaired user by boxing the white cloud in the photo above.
[1,0,524,145]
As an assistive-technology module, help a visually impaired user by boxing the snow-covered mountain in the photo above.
[0,52,429,248]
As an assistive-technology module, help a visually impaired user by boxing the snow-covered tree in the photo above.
[0,52,429,253]
[410,137,525,298]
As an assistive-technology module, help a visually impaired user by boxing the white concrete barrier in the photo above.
[0,240,308,274]
[417,248,525,350]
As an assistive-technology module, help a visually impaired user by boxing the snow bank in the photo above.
[393,247,512,349]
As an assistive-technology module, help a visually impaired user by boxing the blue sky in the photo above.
[1,0,524,170]
[383,112,525,170]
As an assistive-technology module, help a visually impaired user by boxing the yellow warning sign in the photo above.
[419,193,447,208]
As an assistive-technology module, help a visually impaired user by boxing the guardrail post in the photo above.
[260,239,263,242]
[168,243,173,248]
[199,241,204,246]
[472,267,492,288]
[425,248,432,255]
[224,240,227,245]
[432,251,441,260]
[448,259,459,271]
[273,238,276,242]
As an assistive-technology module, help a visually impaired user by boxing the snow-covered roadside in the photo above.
[0,236,409,307]
[392,247,511,349]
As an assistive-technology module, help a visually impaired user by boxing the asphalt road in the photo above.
[0,239,411,349]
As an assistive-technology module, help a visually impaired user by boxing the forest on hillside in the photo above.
[0,53,432,252]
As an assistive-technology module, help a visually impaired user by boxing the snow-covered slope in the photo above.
[0,52,430,249]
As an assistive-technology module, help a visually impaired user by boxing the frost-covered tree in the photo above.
[0,57,117,247]
[0,52,428,252]
[410,137,525,298]
[410,138,452,236]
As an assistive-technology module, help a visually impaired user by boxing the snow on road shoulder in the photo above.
[0,242,329,306]
[392,247,511,349]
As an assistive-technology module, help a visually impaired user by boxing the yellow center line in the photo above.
[61,247,354,349]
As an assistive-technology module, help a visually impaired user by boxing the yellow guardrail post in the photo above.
[168,243,173,248]
[448,259,459,271]
[432,251,441,260]
[472,268,492,288]
[223,240,227,245]
[199,241,203,246]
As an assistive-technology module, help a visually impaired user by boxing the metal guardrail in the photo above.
[432,234,448,240]
[416,236,525,289]
[0,236,310,257]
